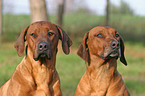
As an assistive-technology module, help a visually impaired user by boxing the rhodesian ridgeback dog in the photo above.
[0,21,72,96]
[75,26,130,96]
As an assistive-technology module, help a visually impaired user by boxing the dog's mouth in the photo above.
[108,50,119,57]
[33,52,52,61]
[39,53,47,58]
[101,49,119,60]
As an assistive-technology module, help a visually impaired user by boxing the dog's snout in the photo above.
[38,42,49,51]
[111,41,119,49]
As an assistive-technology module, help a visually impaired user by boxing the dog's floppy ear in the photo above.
[56,25,72,54]
[14,26,29,57]
[77,32,90,64]
[119,36,127,66]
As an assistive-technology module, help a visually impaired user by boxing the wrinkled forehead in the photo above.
[89,26,116,36]
[27,22,57,33]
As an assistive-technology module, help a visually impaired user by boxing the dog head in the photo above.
[77,26,127,66]
[14,21,72,61]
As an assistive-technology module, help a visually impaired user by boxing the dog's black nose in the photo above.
[38,42,49,51]
[111,40,119,49]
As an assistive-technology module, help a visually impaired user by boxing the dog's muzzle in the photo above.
[101,40,120,60]
[33,42,52,61]
[109,40,120,57]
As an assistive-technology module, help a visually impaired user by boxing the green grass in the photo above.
[0,42,145,96]
[56,53,86,96]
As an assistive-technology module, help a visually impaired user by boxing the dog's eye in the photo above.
[48,32,54,36]
[115,33,119,37]
[95,34,103,38]
[30,33,37,38]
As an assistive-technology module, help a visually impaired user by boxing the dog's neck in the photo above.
[86,54,117,79]
[85,54,118,94]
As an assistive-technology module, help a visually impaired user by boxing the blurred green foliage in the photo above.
[110,0,133,15]
[2,13,145,46]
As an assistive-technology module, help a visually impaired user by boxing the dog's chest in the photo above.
[32,64,55,85]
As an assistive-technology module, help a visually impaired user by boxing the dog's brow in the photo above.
[97,29,104,33]
[33,29,40,34]
[99,31,103,33]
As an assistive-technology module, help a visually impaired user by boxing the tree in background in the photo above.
[120,0,133,15]
[65,0,73,13]
[57,0,65,27]
[110,3,120,15]
[110,0,133,15]
[29,0,48,23]
[106,0,110,26]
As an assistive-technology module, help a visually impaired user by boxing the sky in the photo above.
[3,0,145,16]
